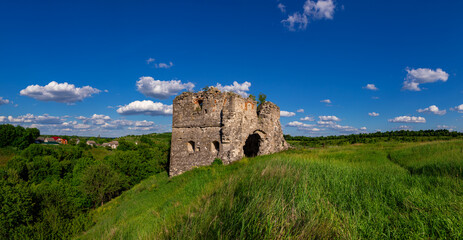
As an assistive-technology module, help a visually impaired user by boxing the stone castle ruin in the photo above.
[169,87,289,176]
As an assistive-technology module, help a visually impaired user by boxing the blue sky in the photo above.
[0,0,462,137]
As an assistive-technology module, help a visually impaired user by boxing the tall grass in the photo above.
[77,141,463,239]
[389,141,463,178]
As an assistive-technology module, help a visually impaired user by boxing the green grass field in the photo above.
[77,140,463,239]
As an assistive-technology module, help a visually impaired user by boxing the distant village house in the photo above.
[102,141,119,149]
[39,136,67,145]
[35,137,45,144]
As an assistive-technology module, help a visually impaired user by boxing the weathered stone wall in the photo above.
[169,87,289,176]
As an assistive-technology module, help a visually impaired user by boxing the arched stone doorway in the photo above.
[243,133,261,157]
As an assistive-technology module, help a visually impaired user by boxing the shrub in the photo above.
[80,163,128,207]
[212,158,223,166]
[0,180,35,239]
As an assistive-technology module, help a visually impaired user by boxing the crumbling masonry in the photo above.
[169,87,289,176]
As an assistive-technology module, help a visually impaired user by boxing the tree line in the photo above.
[0,124,40,149]
[285,129,463,147]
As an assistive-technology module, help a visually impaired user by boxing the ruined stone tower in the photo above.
[169,87,289,176]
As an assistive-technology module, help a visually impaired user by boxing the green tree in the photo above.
[80,163,128,206]
[6,156,28,181]
[26,128,40,140]
[248,94,256,101]
[117,140,137,151]
[258,93,267,108]
[77,141,89,149]
[27,156,61,183]
[0,124,16,147]
[0,124,40,149]
[0,180,36,239]
[140,135,154,146]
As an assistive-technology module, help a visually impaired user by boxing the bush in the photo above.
[212,158,223,166]
[117,140,137,151]
[80,163,128,206]
[0,180,35,239]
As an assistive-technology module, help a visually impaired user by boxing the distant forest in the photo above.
[285,129,462,147]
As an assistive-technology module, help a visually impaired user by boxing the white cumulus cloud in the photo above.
[74,123,91,129]
[128,126,157,131]
[280,111,296,117]
[20,81,101,103]
[319,115,340,121]
[451,104,463,113]
[278,3,286,13]
[137,77,195,99]
[397,125,412,130]
[300,116,314,121]
[146,58,155,64]
[85,114,112,125]
[134,120,155,127]
[102,119,157,130]
[0,97,10,105]
[6,114,63,124]
[320,99,331,104]
[417,105,446,115]
[287,121,321,132]
[117,100,173,116]
[328,124,359,133]
[368,112,379,117]
[363,84,378,91]
[156,62,174,69]
[317,120,335,125]
[402,68,449,91]
[281,0,335,31]
[388,116,426,123]
[3,113,162,136]
[215,81,251,97]
[437,125,455,131]
[296,109,304,113]
[287,121,312,127]
[303,0,335,20]
[281,12,308,31]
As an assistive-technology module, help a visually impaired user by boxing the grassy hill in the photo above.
[78,140,463,239]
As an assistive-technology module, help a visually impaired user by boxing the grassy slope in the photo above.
[77,141,463,240]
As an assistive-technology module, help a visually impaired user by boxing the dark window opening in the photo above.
[243,133,261,157]
[187,141,195,153]
[211,141,220,153]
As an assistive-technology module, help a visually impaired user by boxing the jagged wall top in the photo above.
[172,87,262,128]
